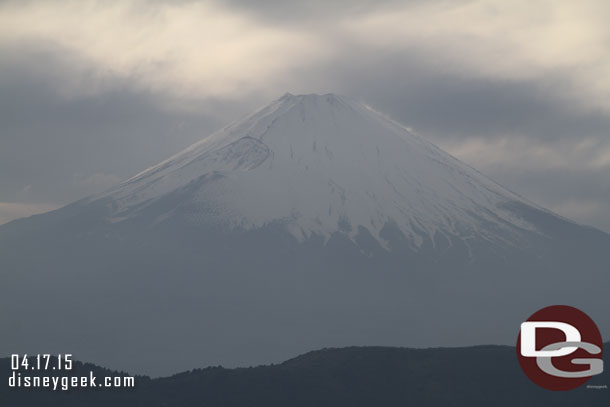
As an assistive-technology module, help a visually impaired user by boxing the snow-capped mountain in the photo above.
[1,93,609,376]
[98,93,537,248]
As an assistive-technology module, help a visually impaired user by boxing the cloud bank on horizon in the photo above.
[1,0,609,232]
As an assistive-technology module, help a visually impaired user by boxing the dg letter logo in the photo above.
[517,305,604,391]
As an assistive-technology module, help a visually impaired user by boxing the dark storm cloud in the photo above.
[355,74,610,142]
[0,43,232,206]
[219,0,418,23]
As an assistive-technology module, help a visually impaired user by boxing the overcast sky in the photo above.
[1,0,609,232]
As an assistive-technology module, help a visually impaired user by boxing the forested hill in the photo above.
[2,344,608,406]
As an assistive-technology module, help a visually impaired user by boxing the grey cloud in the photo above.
[363,76,610,142]
[0,43,240,205]
[301,43,610,142]
[213,0,415,23]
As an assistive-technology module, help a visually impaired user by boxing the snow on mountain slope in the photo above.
[95,93,542,248]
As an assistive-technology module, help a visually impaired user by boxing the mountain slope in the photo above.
[0,93,609,376]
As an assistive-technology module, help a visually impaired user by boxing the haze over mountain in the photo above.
[1,93,608,376]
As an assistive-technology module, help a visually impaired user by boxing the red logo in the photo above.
[516,305,604,391]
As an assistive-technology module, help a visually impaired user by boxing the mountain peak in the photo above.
[277,93,358,112]
[279,92,344,100]
[97,93,538,248]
